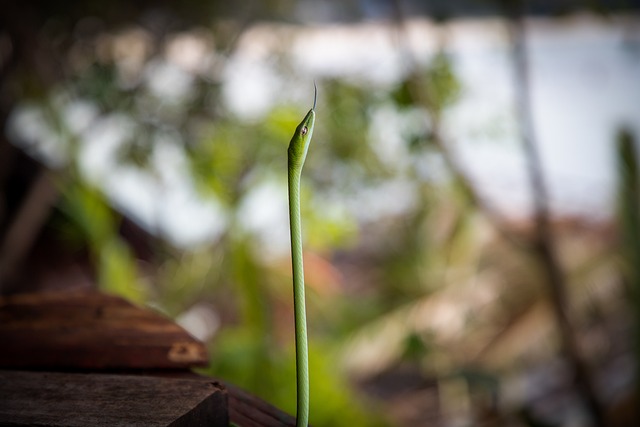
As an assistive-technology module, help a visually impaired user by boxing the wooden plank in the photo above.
[224,382,297,427]
[0,370,228,426]
[144,372,298,427]
[0,291,208,369]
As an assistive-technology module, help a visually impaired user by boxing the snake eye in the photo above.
[301,126,308,135]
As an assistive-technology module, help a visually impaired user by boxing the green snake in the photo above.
[287,84,316,427]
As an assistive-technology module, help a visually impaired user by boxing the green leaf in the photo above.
[98,238,146,303]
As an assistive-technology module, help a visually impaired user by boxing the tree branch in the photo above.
[503,1,605,425]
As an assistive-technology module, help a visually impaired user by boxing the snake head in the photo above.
[288,108,315,168]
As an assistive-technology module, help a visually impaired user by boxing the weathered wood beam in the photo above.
[0,291,208,369]
[0,370,228,426]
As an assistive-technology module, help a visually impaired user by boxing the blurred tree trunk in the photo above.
[616,129,640,421]
[501,1,606,426]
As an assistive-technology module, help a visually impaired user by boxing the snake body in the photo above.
[287,87,316,427]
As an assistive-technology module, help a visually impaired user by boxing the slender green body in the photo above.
[287,98,315,427]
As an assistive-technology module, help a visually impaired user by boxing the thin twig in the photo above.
[0,170,59,289]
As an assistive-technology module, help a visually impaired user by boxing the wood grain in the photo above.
[0,370,228,426]
[0,291,208,369]
[224,382,297,427]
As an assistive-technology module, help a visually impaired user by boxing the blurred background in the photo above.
[1,0,639,426]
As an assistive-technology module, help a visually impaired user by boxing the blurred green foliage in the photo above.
[4,3,636,426]
[57,181,147,303]
[18,25,463,423]
[1,22,534,423]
